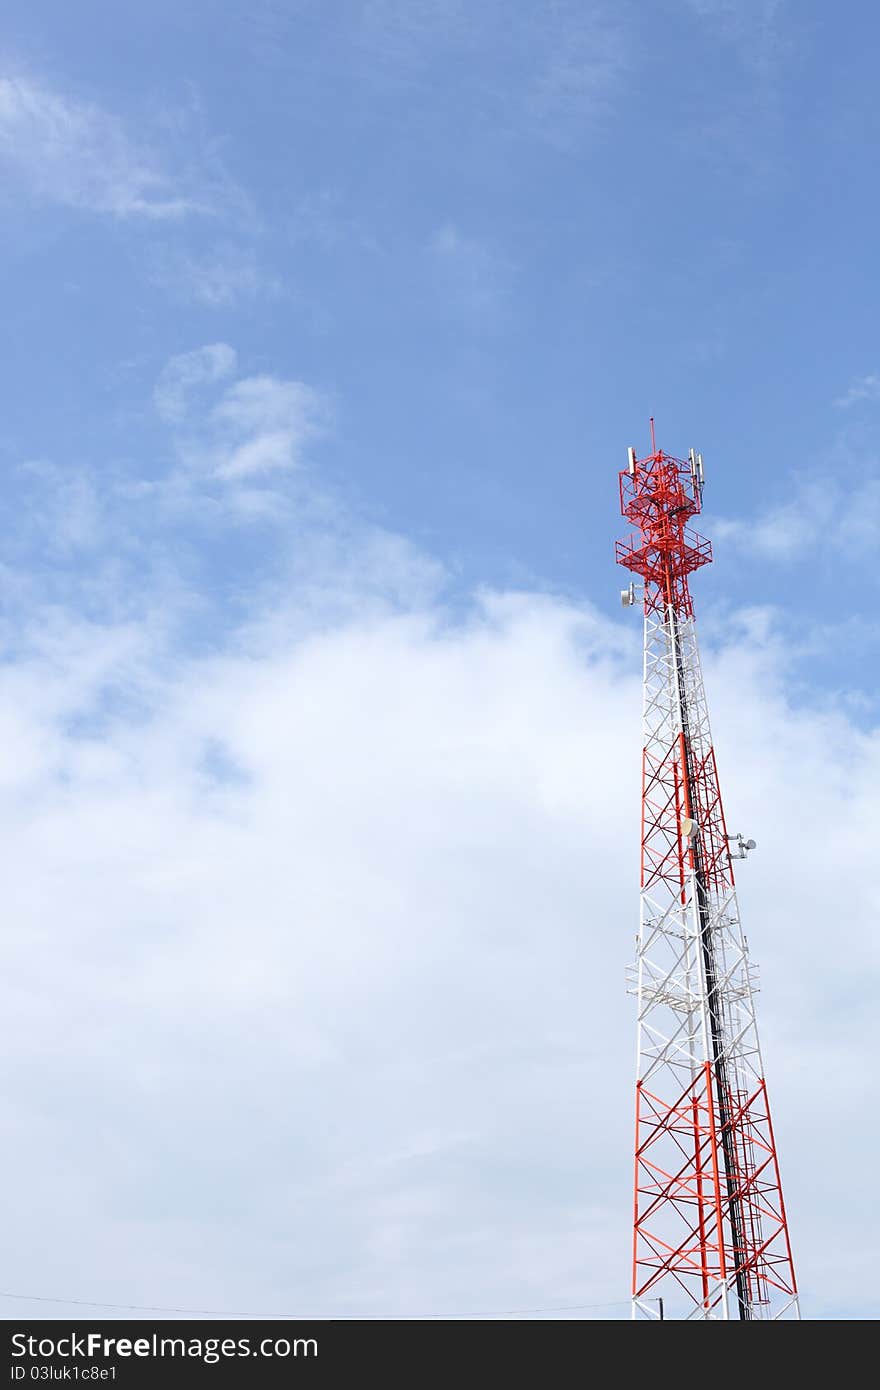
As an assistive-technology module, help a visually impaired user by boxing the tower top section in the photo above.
[616,421,711,619]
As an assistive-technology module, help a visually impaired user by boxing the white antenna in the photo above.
[689,448,705,496]
[727,832,756,860]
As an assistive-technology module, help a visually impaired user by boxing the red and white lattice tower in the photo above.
[616,423,799,1321]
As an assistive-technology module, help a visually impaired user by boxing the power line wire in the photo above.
[0,1289,631,1320]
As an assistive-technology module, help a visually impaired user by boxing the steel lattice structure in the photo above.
[616,426,799,1321]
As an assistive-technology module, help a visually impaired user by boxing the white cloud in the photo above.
[209,376,328,480]
[156,349,329,485]
[835,373,880,409]
[0,566,643,1318]
[712,471,880,563]
[0,73,222,219]
[2,359,878,1321]
[0,540,878,1320]
[713,486,826,562]
[153,344,238,424]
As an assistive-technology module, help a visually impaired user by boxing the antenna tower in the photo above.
[616,423,799,1320]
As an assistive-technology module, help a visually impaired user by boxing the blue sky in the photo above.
[4,0,880,632]
[0,0,877,1321]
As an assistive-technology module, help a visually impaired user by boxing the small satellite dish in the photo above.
[744,838,756,851]
[681,817,699,840]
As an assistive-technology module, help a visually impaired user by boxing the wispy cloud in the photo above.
[154,346,331,503]
[428,223,514,315]
[682,0,787,71]
[325,1,630,146]
[154,344,238,424]
[523,5,629,141]
[2,352,420,632]
[209,376,329,480]
[713,486,826,562]
[0,73,218,219]
[713,471,880,562]
[149,243,283,307]
[675,1,797,188]
[15,460,103,557]
[289,188,378,253]
[834,373,880,409]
